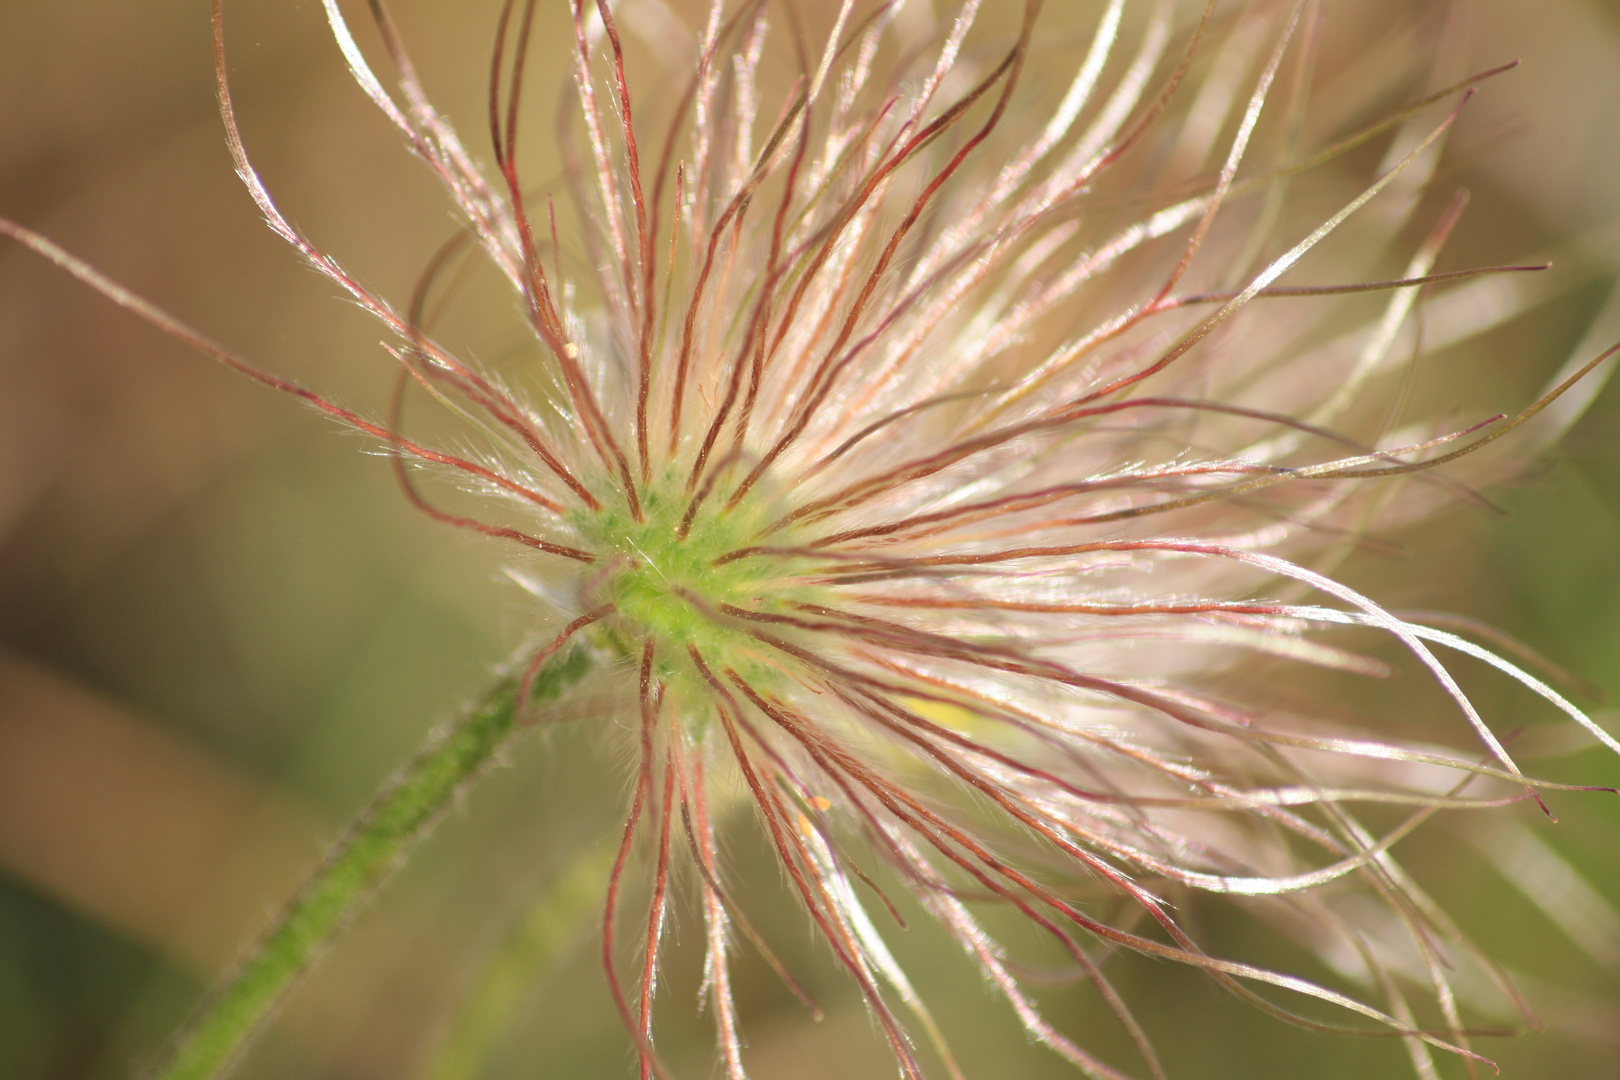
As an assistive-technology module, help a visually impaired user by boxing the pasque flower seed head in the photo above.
[5,0,1618,1077]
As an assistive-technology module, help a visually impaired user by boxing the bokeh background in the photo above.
[2,1,1618,1078]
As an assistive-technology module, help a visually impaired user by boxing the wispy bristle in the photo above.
[6,1,1617,1077]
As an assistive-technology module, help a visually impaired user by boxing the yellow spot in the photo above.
[808,796,832,812]
[796,812,814,838]
[563,342,580,359]
[906,697,983,733]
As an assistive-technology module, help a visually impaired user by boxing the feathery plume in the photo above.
[4,1,1617,1077]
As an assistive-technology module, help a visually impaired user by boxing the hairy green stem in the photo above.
[147,645,595,1080]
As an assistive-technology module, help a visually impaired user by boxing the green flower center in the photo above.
[574,469,814,701]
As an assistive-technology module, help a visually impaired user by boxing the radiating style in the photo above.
[5,0,1617,1078]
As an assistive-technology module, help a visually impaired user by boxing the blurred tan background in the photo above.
[1,1,1618,1078]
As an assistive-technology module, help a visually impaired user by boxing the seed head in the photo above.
[218,0,1620,1076]
[7,0,1617,1077]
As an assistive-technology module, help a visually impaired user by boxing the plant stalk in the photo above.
[147,645,595,1080]
[420,842,615,1080]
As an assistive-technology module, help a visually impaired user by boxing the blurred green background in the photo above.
[1,1,1617,1078]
